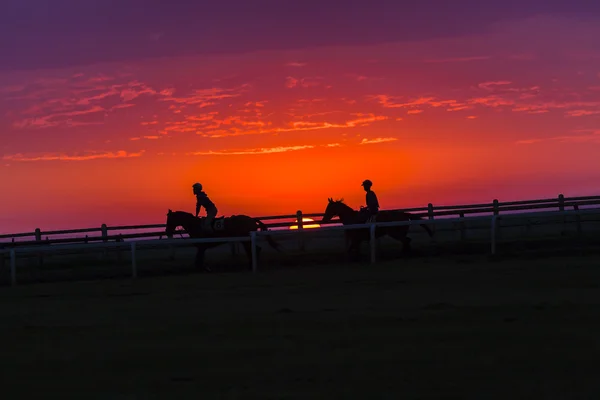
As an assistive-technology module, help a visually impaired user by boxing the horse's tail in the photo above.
[254,219,282,252]
[408,213,434,237]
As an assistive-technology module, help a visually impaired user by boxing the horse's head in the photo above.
[165,209,195,238]
[165,209,176,238]
[322,197,352,223]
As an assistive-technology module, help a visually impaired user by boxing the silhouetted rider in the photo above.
[360,179,379,222]
[192,182,218,233]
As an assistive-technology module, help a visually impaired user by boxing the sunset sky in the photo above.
[1,0,600,233]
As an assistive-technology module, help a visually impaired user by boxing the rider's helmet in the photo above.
[192,182,203,191]
[361,179,373,188]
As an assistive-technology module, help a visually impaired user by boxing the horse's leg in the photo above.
[195,246,210,272]
[241,241,256,271]
[347,237,361,262]
[388,227,412,254]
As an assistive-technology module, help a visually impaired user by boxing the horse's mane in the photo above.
[328,197,354,211]
[167,210,195,217]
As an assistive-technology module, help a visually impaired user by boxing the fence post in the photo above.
[251,232,258,273]
[427,203,436,242]
[117,234,124,263]
[558,194,565,211]
[459,212,466,241]
[490,215,497,256]
[573,204,582,234]
[130,242,137,278]
[10,249,16,286]
[296,210,305,252]
[101,224,109,259]
[34,228,45,268]
[370,223,377,264]
[558,194,567,235]
[492,199,501,242]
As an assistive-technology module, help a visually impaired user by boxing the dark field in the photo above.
[3,252,600,399]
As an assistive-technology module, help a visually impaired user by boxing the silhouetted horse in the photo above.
[165,210,281,271]
[321,198,434,259]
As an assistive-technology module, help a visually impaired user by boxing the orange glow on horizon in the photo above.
[289,218,321,230]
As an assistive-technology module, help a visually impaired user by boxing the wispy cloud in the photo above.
[423,56,492,63]
[516,130,600,144]
[130,136,161,141]
[159,101,388,138]
[372,95,470,112]
[360,137,398,145]
[188,145,315,156]
[187,141,345,156]
[478,81,512,90]
[285,62,307,67]
[564,109,600,117]
[4,73,161,129]
[285,76,325,89]
[158,84,249,109]
[371,82,599,118]
[3,150,145,162]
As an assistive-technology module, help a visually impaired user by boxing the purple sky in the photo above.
[3,0,600,71]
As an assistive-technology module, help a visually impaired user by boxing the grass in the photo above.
[3,254,600,398]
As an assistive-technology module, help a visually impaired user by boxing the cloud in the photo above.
[372,95,469,112]
[371,82,600,118]
[345,74,382,82]
[159,103,388,138]
[3,150,145,162]
[516,130,600,144]
[285,76,324,88]
[4,74,161,129]
[12,105,106,129]
[423,56,492,63]
[359,137,398,145]
[130,136,161,141]
[285,62,307,67]
[158,84,249,108]
[188,145,316,156]
[187,141,345,156]
[564,110,600,117]
[407,109,424,114]
[478,81,512,90]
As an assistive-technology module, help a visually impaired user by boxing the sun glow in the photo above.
[289,217,321,230]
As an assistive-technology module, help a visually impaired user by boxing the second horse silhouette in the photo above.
[321,198,434,260]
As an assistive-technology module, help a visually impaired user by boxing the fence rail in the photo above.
[2,193,600,247]
[3,206,600,286]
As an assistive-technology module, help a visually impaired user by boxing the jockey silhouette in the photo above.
[360,179,379,222]
[192,182,218,233]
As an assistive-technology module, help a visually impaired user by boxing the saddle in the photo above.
[358,207,377,223]
[199,216,226,232]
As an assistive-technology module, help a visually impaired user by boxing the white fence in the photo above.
[3,207,600,287]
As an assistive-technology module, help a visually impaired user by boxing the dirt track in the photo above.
[2,254,600,398]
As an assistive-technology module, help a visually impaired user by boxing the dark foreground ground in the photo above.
[2,253,600,399]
